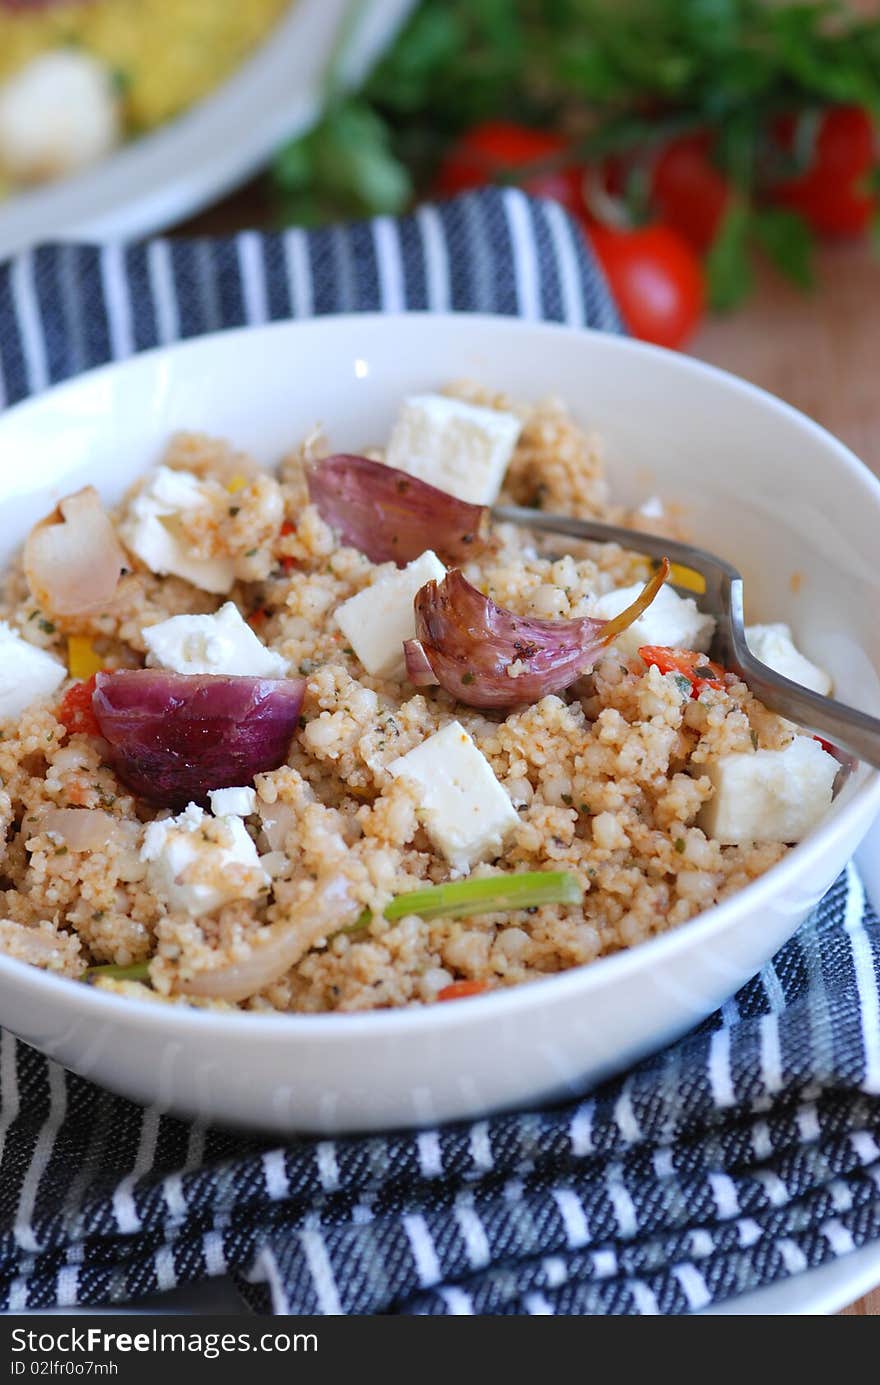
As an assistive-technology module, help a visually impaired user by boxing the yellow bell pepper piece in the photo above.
[226,474,248,495]
[67,636,105,680]
[668,563,706,595]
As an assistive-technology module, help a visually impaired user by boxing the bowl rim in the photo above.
[0,309,877,1041]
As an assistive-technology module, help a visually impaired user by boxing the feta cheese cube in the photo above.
[335,550,446,679]
[0,622,65,720]
[385,394,522,505]
[592,582,716,662]
[140,802,268,915]
[0,51,120,184]
[746,622,832,696]
[143,602,287,678]
[637,495,665,520]
[208,786,257,817]
[119,466,234,594]
[699,736,838,845]
[389,721,519,872]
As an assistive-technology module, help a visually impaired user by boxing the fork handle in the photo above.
[721,579,880,770]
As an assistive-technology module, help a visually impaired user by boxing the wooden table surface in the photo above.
[180,190,880,1315]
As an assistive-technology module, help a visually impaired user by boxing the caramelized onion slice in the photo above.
[307,454,489,567]
[37,807,123,853]
[413,560,669,708]
[93,670,305,808]
[24,486,127,617]
[180,874,358,1002]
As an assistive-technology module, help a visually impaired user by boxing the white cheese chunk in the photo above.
[0,51,120,184]
[637,495,665,520]
[208,786,257,817]
[389,721,519,872]
[385,394,522,505]
[592,582,716,662]
[140,802,268,916]
[143,602,287,678]
[119,466,234,595]
[699,736,838,846]
[746,622,832,696]
[335,550,446,679]
[0,622,65,720]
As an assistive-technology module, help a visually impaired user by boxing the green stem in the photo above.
[83,960,150,985]
[344,870,584,934]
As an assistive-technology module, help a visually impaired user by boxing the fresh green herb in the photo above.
[271,0,880,310]
[82,960,150,985]
[38,619,56,635]
[244,548,258,558]
[674,673,692,697]
[461,671,475,685]
[674,837,686,854]
[111,67,132,97]
[344,869,584,934]
[751,729,759,750]
[561,793,573,805]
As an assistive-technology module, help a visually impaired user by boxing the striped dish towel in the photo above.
[0,188,877,1315]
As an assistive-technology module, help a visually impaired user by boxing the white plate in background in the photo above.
[0,0,415,260]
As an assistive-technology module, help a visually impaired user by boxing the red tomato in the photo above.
[433,121,583,211]
[587,224,704,349]
[57,674,101,737]
[436,980,489,1003]
[650,133,731,252]
[771,106,876,237]
[638,646,726,696]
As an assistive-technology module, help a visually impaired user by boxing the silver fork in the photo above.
[492,504,880,770]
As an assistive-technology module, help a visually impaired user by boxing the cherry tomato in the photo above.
[649,133,732,253]
[587,224,704,349]
[436,980,489,1002]
[770,106,876,237]
[433,121,583,212]
[638,646,726,696]
[57,674,101,737]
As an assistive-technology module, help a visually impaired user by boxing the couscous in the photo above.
[0,384,839,1012]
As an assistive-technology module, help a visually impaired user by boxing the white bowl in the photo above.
[0,0,415,260]
[0,313,878,1134]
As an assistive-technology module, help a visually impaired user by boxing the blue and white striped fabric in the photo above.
[0,189,877,1315]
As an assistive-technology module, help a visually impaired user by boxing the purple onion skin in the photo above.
[306,454,489,567]
[413,568,667,710]
[93,671,305,808]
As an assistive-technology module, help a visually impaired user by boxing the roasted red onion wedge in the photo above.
[408,560,670,709]
[92,670,305,807]
[307,454,489,566]
[24,486,127,617]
